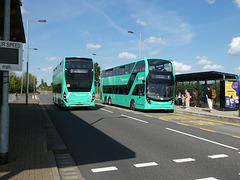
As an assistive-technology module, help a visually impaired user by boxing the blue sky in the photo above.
[21,0,240,85]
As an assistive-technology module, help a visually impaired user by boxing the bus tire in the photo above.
[104,96,107,104]
[130,100,135,110]
[108,97,112,105]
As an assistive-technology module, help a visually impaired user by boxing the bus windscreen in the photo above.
[65,58,93,92]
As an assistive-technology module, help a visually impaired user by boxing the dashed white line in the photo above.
[91,166,118,173]
[134,162,158,168]
[166,128,239,151]
[100,108,113,113]
[195,177,218,180]
[173,158,196,163]
[208,154,229,159]
[121,114,148,124]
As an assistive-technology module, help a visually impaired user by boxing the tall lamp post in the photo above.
[26,19,46,104]
[128,31,141,59]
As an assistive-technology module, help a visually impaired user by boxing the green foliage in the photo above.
[94,62,101,81]
[9,71,45,93]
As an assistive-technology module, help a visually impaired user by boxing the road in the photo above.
[40,94,240,180]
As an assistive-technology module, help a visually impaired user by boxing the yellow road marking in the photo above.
[232,136,240,139]
[200,128,216,133]
[144,115,153,118]
[177,122,189,126]
[174,113,240,127]
[159,117,168,121]
[181,121,222,126]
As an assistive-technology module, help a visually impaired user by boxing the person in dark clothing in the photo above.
[206,86,213,112]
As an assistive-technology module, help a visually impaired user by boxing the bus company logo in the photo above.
[120,78,128,82]
[73,93,86,96]
[136,76,144,81]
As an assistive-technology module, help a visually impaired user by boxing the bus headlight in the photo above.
[63,92,68,103]
[91,93,95,102]
[147,98,151,104]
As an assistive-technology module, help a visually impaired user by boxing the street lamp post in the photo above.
[26,19,46,104]
[128,31,141,59]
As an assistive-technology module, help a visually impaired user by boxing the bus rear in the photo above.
[62,57,95,107]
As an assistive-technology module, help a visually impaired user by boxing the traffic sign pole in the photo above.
[0,0,10,165]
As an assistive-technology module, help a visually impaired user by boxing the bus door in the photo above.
[132,84,145,107]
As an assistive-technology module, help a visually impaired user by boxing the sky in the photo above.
[20,0,240,85]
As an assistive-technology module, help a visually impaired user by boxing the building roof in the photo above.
[0,0,25,43]
[176,71,238,82]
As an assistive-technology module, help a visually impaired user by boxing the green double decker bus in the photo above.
[100,58,175,110]
[52,57,95,108]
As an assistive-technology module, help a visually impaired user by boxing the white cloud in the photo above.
[234,0,240,8]
[136,18,147,26]
[173,61,192,73]
[21,7,27,14]
[40,67,53,73]
[149,49,160,56]
[206,0,216,4]
[86,43,102,49]
[234,66,240,70]
[196,56,213,65]
[45,57,60,61]
[203,64,224,70]
[118,52,137,60]
[228,37,240,55]
[144,36,165,45]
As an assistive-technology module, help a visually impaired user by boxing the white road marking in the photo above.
[91,166,118,173]
[100,108,113,113]
[121,114,148,124]
[195,178,218,180]
[208,154,229,159]
[173,158,195,163]
[166,128,239,151]
[134,162,158,168]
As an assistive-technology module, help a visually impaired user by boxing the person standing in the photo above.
[177,90,182,106]
[192,88,198,108]
[185,89,191,109]
[235,93,239,108]
[206,86,213,112]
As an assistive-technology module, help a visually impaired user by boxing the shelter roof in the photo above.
[176,71,238,82]
[0,0,25,43]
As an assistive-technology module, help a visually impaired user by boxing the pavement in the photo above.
[0,96,239,180]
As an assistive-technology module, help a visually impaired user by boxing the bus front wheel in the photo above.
[130,100,135,110]
[104,97,107,104]
[108,98,112,105]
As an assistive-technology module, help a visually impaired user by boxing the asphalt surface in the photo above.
[40,94,240,180]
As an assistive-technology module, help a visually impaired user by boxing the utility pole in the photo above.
[0,0,10,165]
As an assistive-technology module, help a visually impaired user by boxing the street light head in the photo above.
[33,48,38,50]
[92,53,97,56]
[128,31,134,34]
[38,20,46,23]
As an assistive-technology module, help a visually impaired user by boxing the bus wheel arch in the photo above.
[130,99,135,110]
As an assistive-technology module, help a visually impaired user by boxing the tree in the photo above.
[94,62,101,82]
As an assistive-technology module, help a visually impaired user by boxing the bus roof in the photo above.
[103,58,172,71]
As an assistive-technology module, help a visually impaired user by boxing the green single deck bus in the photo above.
[52,57,95,107]
[100,58,175,110]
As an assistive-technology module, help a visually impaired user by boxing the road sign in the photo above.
[0,40,23,71]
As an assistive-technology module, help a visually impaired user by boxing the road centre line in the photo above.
[166,128,239,151]
[121,114,148,124]
[208,154,229,159]
[195,178,218,180]
[134,162,158,168]
[173,158,195,163]
[100,108,113,113]
[177,122,189,126]
[233,136,240,139]
[91,166,118,173]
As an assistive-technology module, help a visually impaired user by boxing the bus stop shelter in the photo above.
[175,71,239,108]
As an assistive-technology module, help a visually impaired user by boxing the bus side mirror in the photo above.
[142,80,145,84]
